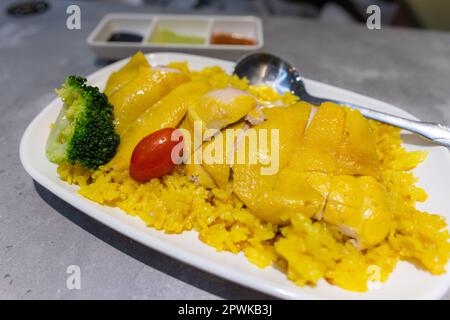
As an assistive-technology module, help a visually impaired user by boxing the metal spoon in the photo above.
[233,53,450,148]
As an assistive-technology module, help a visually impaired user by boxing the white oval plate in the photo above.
[20,53,450,299]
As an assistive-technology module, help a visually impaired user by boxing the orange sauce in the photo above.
[211,32,256,45]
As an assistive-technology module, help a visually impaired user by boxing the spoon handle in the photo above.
[299,95,450,148]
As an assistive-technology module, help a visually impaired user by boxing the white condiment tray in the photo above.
[87,13,263,60]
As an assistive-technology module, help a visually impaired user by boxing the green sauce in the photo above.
[150,27,205,45]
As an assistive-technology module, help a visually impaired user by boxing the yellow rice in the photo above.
[57,64,450,292]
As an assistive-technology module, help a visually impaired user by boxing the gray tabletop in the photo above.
[1,0,450,299]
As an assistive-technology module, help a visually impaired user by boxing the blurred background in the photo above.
[28,0,449,31]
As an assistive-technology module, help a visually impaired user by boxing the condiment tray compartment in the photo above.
[87,13,263,60]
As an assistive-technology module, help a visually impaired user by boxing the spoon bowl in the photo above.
[234,53,326,105]
[234,53,301,93]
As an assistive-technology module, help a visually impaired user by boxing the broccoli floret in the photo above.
[46,75,120,170]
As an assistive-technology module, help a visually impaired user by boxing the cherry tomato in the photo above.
[130,128,183,182]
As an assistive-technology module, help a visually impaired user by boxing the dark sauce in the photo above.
[108,32,143,43]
